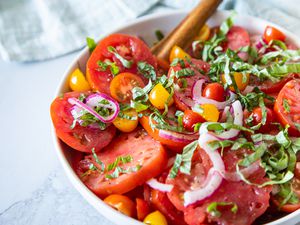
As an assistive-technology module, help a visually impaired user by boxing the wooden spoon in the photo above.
[151,0,222,61]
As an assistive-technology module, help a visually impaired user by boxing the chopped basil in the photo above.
[175,110,184,132]
[107,46,133,68]
[97,60,120,76]
[170,58,186,67]
[155,30,164,41]
[130,100,149,112]
[207,202,238,218]
[175,68,195,78]
[260,49,300,65]
[92,148,105,171]
[138,61,156,80]
[219,12,236,36]
[169,154,182,178]
[239,143,267,167]
[86,37,97,53]
[117,111,138,120]
[259,96,267,125]
[283,98,290,113]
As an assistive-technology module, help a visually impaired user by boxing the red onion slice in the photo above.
[192,79,236,110]
[183,133,225,206]
[199,100,243,140]
[146,178,173,192]
[158,129,199,143]
[68,93,119,123]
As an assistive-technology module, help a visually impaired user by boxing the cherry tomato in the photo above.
[195,104,220,122]
[110,72,145,103]
[69,68,91,91]
[202,83,225,102]
[195,24,210,41]
[86,34,156,95]
[263,26,286,44]
[143,211,168,225]
[169,45,191,63]
[75,129,167,197]
[274,79,300,136]
[149,83,174,110]
[113,109,138,132]
[221,72,249,92]
[246,107,275,133]
[50,91,116,153]
[136,198,150,221]
[183,110,206,132]
[104,194,136,217]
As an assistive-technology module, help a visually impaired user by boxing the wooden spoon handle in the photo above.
[151,0,222,61]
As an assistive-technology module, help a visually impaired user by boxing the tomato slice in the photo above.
[226,26,250,51]
[50,91,116,153]
[170,58,210,111]
[274,79,300,136]
[75,129,167,197]
[110,72,145,103]
[136,198,150,221]
[86,34,156,95]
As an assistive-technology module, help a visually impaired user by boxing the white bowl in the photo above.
[51,10,300,225]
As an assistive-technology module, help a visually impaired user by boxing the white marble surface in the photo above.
[0,53,113,225]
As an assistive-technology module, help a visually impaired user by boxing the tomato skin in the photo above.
[202,83,225,102]
[197,104,220,122]
[113,109,139,132]
[264,26,286,44]
[69,68,91,91]
[110,72,145,103]
[50,91,116,153]
[104,194,136,217]
[183,110,205,132]
[136,198,150,221]
[149,83,174,110]
[195,24,210,41]
[76,129,168,197]
[86,34,156,95]
[143,211,168,225]
[221,72,249,92]
[169,45,191,63]
[274,79,300,136]
[245,107,275,133]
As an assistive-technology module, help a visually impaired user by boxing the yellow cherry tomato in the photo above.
[149,83,174,110]
[113,108,138,132]
[143,211,168,225]
[195,24,210,41]
[169,45,191,63]
[69,68,91,91]
[194,104,220,122]
[104,194,136,217]
[221,72,250,92]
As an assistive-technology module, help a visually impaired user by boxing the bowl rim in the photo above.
[51,9,300,225]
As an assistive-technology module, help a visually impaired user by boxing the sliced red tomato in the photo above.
[86,34,156,95]
[274,79,300,136]
[169,58,210,111]
[226,26,250,51]
[50,91,116,153]
[166,149,271,225]
[202,82,225,102]
[110,72,145,103]
[75,129,167,197]
[263,26,286,44]
[136,198,150,221]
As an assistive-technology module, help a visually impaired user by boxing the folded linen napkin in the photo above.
[0,0,299,62]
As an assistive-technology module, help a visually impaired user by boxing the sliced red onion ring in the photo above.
[199,100,243,140]
[158,130,199,143]
[221,161,261,182]
[146,178,173,192]
[68,93,119,123]
[192,79,236,110]
[183,133,225,207]
[219,106,230,123]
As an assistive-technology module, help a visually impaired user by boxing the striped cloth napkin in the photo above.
[0,0,299,62]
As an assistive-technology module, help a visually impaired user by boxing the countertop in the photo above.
[0,52,113,225]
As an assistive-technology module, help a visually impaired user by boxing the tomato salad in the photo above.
[51,14,300,225]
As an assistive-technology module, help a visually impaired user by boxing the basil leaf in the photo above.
[179,141,199,175]
[283,98,290,113]
[86,37,97,53]
[175,68,195,78]
[219,12,237,36]
[170,154,183,178]
[138,61,157,80]
[260,49,300,65]
[108,46,133,68]
[92,148,105,171]
[239,143,267,167]
[207,202,238,218]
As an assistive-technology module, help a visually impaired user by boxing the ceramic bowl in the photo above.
[51,10,300,225]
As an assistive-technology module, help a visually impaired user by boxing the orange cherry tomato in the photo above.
[194,104,220,122]
[169,45,191,63]
[202,83,225,102]
[183,110,206,132]
[195,24,210,41]
[143,211,168,225]
[113,109,138,132]
[221,72,249,92]
[149,83,174,110]
[110,72,145,103]
[263,26,286,44]
[69,68,91,91]
[104,194,136,217]
[136,198,150,221]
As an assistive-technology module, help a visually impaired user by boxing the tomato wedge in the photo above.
[75,129,167,197]
[50,91,116,153]
[136,198,150,221]
[274,79,300,136]
[86,34,156,95]
[110,72,145,103]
